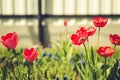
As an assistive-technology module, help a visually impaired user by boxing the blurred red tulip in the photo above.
[71,27,88,45]
[23,48,38,62]
[64,20,67,26]
[87,27,96,36]
[110,34,120,45]
[97,46,114,58]
[1,32,18,49]
[92,16,108,27]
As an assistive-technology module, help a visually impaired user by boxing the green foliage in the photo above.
[0,46,120,80]
[107,60,119,80]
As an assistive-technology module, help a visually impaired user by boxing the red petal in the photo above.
[92,16,108,27]
[24,48,33,57]
[1,32,18,49]
[87,27,96,36]
[71,34,79,45]
[97,46,114,58]
[11,32,18,46]
[1,32,13,41]
[64,20,67,26]
[23,48,38,62]
[97,47,105,55]
[76,27,88,38]
[110,34,120,45]
[5,39,16,49]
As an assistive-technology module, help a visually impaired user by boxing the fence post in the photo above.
[38,0,44,46]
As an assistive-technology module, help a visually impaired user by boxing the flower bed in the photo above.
[0,16,120,80]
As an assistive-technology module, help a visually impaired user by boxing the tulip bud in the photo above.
[64,20,67,26]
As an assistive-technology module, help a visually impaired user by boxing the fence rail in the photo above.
[0,15,37,19]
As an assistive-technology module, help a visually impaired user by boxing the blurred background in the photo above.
[0,0,120,48]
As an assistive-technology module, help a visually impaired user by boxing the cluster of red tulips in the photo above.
[70,16,120,79]
[71,16,120,58]
[1,32,38,62]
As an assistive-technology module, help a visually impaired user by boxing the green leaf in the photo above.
[91,46,95,65]
[107,60,118,80]
[2,63,8,80]
[0,56,6,63]
[101,64,110,76]
[67,44,73,61]
[75,64,85,80]
[88,63,97,80]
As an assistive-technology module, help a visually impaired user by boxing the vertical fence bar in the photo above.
[38,0,44,46]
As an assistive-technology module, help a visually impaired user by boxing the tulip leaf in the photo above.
[67,44,73,61]
[107,60,118,80]
[88,63,97,80]
[0,56,6,63]
[2,63,7,80]
[101,64,110,75]
[90,46,95,65]
[75,64,86,80]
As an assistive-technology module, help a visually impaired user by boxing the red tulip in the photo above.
[92,16,108,27]
[64,20,67,26]
[97,46,114,58]
[110,34,120,45]
[87,27,96,36]
[71,27,88,45]
[1,32,18,49]
[23,48,38,62]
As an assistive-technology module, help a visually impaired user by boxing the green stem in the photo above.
[7,49,20,78]
[87,38,90,60]
[12,49,20,63]
[83,43,88,61]
[87,38,90,49]
[114,44,118,60]
[114,44,116,50]
[28,64,31,80]
[110,45,117,62]
[12,49,17,56]
[104,58,107,79]
[98,28,101,47]
[27,62,33,80]
[65,27,68,39]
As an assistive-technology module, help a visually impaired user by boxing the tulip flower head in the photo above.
[87,27,96,36]
[71,27,88,45]
[97,46,114,58]
[1,32,18,49]
[92,16,108,27]
[64,20,67,26]
[110,34,120,46]
[23,48,38,62]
